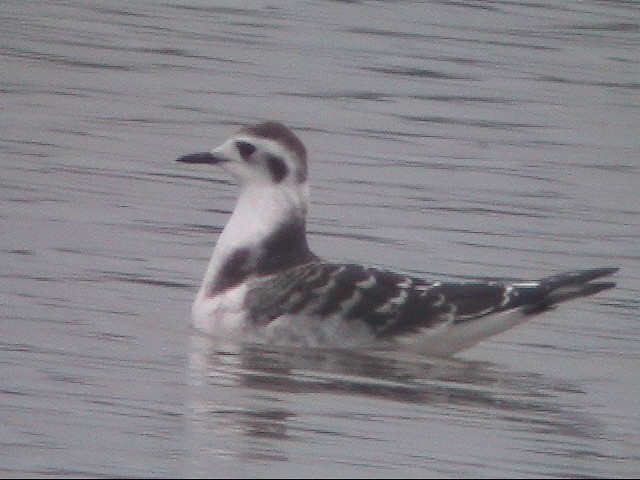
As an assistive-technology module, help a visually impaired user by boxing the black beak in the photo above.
[176,152,225,164]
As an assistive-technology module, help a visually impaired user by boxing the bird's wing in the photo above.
[244,261,539,338]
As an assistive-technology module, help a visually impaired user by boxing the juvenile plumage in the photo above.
[177,121,617,356]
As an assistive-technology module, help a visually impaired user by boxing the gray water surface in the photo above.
[2,1,639,477]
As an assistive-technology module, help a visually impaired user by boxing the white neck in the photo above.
[199,182,312,297]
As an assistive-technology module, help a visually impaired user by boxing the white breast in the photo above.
[192,283,251,337]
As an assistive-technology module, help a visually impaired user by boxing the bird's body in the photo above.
[177,121,617,356]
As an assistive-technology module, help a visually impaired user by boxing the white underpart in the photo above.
[398,308,532,356]
[262,312,378,348]
[192,282,249,336]
[192,136,309,334]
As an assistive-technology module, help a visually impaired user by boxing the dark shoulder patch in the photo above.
[210,248,252,293]
[256,217,316,275]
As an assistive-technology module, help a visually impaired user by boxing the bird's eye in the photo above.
[235,141,256,159]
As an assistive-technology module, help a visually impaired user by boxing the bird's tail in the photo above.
[407,267,618,356]
[526,267,618,312]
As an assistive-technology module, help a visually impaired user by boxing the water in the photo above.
[1,0,639,477]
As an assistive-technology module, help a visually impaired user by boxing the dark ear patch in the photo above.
[235,141,256,160]
[265,154,289,182]
[240,122,308,182]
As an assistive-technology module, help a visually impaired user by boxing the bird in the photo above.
[176,121,617,356]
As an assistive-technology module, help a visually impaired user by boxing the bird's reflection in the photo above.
[187,334,600,464]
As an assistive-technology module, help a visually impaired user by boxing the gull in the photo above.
[177,121,617,356]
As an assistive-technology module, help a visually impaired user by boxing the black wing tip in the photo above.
[582,281,617,296]
[545,267,619,287]
[582,267,619,279]
[502,267,618,314]
[528,268,619,312]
